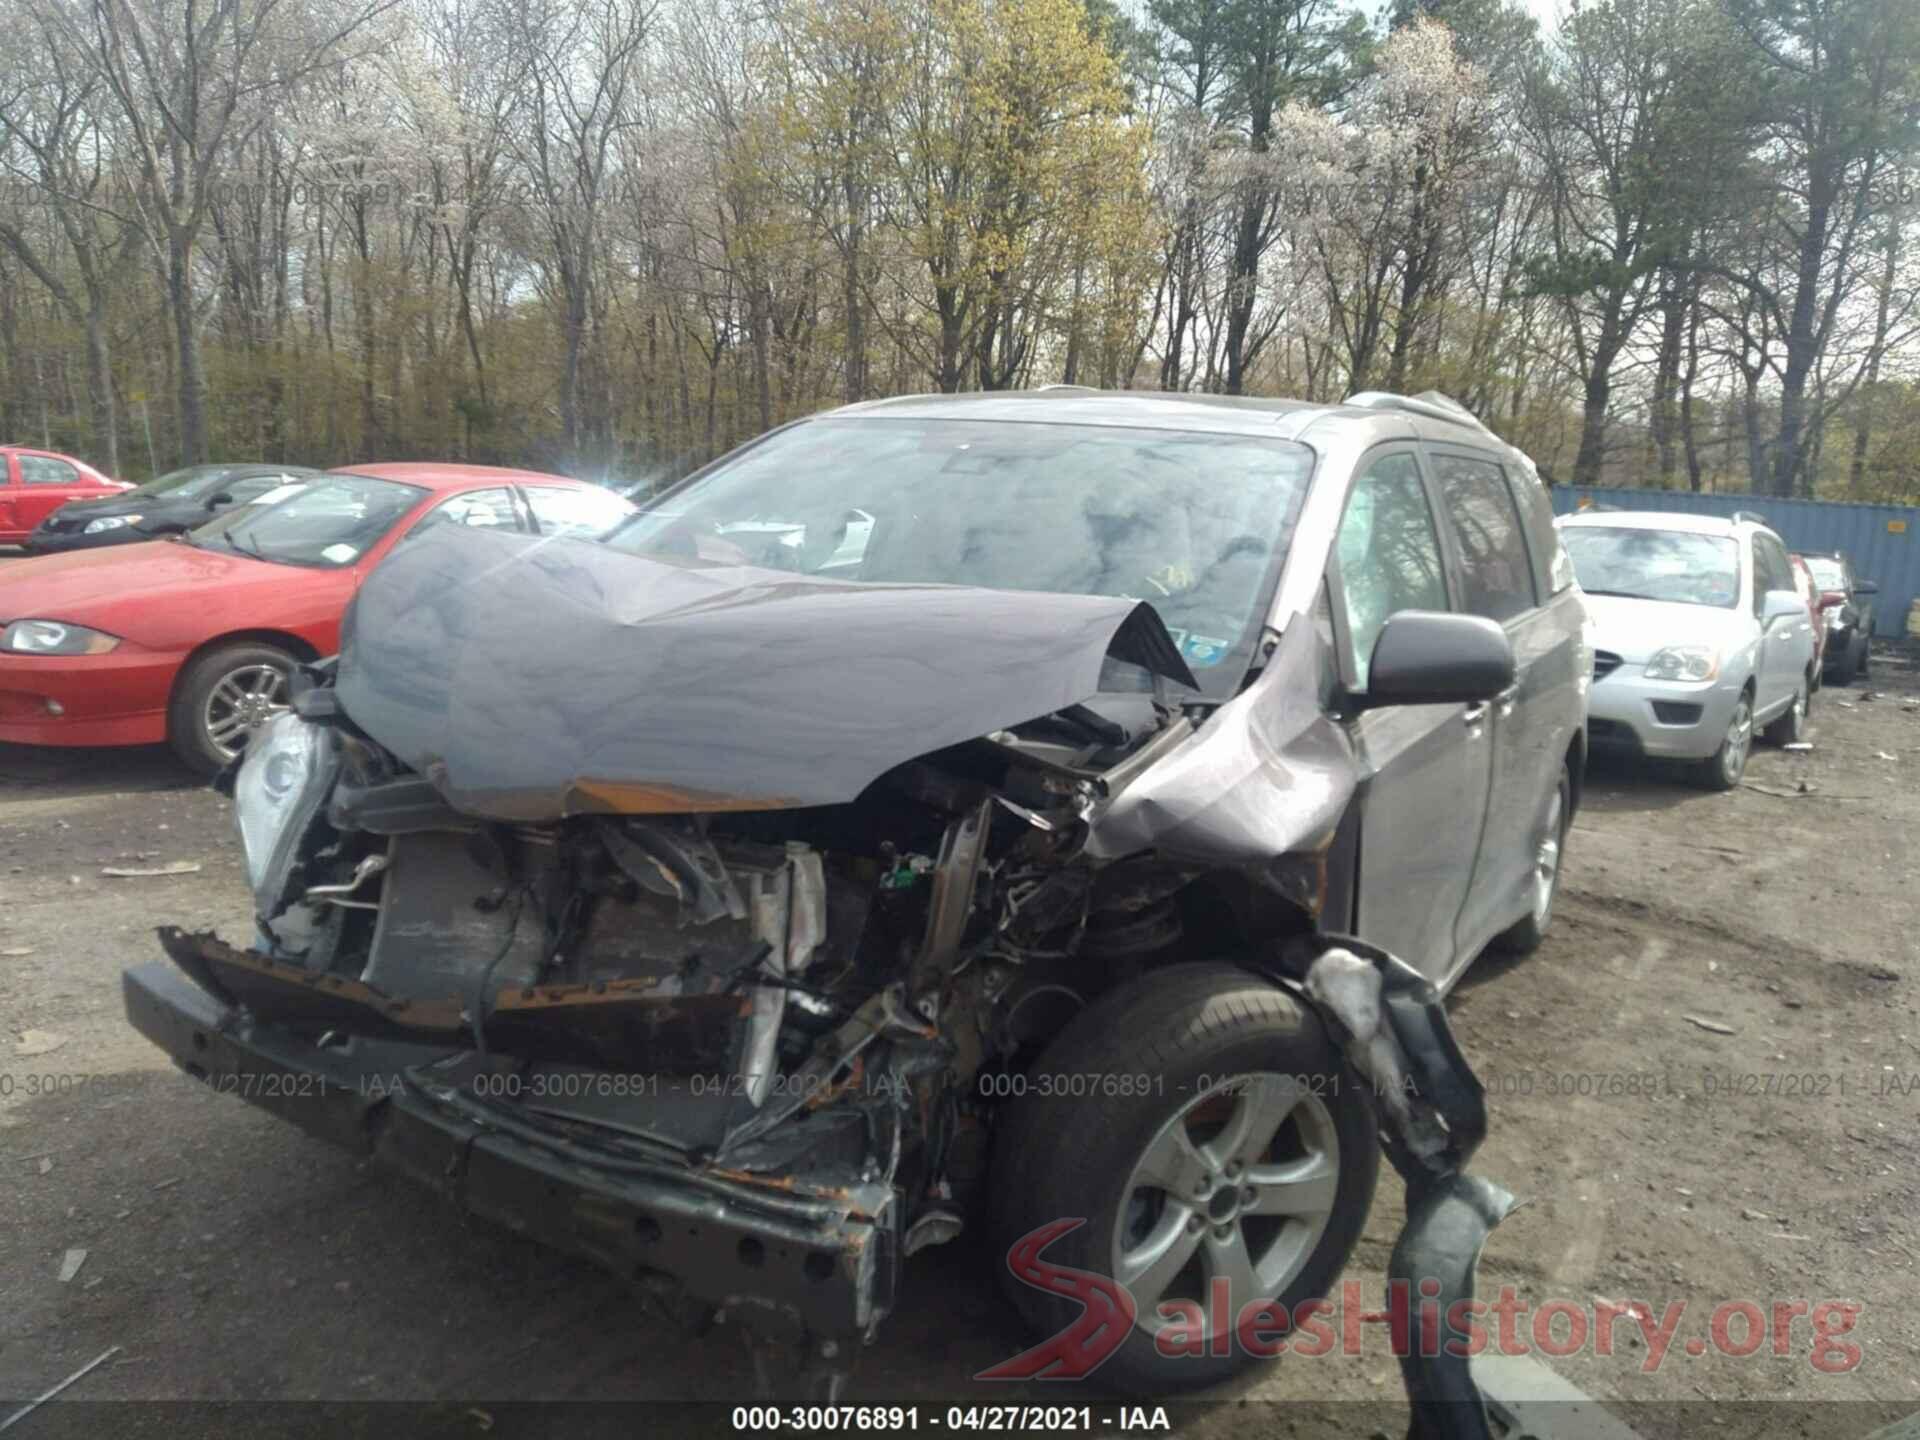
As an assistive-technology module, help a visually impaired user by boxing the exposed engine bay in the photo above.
[171,648,1316,1301]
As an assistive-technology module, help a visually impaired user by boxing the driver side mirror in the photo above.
[1354,610,1515,712]
[206,492,235,509]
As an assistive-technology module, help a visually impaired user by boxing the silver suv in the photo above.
[1558,510,1818,788]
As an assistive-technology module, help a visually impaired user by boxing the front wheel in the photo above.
[989,963,1378,1394]
[1697,690,1753,791]
[168,642,296,776]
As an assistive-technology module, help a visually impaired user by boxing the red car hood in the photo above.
[0,540,284,635]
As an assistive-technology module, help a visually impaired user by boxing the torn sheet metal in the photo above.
[1086,619,1356,877]
[334,526,1197,822]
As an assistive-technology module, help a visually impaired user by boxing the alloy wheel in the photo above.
[203,662,290,761]
[1112,1073,1339,1343]
[1720,695,1753,786]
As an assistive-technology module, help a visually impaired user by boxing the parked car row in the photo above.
[0,458,637,771]
[1555,507,1881,789]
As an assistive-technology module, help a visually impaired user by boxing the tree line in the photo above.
[2,0,1917,498]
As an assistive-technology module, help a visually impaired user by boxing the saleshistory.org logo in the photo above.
[976,1220,1865,1381]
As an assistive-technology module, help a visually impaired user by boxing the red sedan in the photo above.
[0,464,635,772]
[1,445,128,542]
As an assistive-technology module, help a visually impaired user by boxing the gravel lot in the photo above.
[3,637,1918,1438]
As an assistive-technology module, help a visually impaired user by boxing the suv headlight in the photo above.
[1,620,121,655]
[82,514,142,534]
[1644,645,1719,682]
[234,712,339,916]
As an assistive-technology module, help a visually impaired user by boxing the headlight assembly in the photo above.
[1,620,121,655]
[82,514,143,534]
[234,712,339,917]
[1643,645,1719,682]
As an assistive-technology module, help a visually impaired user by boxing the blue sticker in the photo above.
[1182,634,1230,668]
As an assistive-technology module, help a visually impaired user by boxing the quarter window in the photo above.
[1431,453,1536,623]
[18,456,79,486]
[1334,452,1449,688]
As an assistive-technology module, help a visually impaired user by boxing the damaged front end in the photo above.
[126,534,1511,1427]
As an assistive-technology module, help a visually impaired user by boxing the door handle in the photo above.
[1462,701,1490,726]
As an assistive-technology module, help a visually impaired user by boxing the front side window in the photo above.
[607,419,1316,688]
[523,485,637,541]
[1561,527,1740,609]
[1334,452,1449,689]
[1752,535,1795,615]
[399,487,521,545]
[188,474,426,568]
[1431,453,1536,623]
[18,456,79,486]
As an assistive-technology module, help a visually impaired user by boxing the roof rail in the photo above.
[1034,383,1097,392]
[1344,390,1495,437]
[1731,509,1769,526]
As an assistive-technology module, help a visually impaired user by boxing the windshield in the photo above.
[132,465,245,500]
[605,418,1316,683]
[1802,556,1846,591]
[188,475,426,568]
[1562,526,1740,608]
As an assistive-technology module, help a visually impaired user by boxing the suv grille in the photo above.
[1592,650,1622,681]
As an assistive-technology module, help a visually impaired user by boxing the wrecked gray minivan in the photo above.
[125,389,1587,1430]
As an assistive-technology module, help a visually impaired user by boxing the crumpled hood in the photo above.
[335,526,1199,820]
[1581,592,1746,664]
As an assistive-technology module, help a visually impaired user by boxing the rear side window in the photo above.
[1431,452,1537,623]
[19,456,79,486]
[1505,458,1573,596]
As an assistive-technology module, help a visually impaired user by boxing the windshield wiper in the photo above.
[223,530,267,562]
[1580,588,1657,600]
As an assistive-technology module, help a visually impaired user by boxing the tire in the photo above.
[1856,634,1871,680]
[1696,688,1753,791]
[989,962,1378,1394]
[1762,677,1808,746]
[1827,636,1855,686]
[1492,761,1571,955]
[167,642,296,776]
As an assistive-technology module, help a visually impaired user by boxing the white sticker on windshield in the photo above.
[321,543,360,564]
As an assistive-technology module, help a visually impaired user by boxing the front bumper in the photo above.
[131,929,1514,1432]
[0,647,176,746]
[123,954,894,1339]
[1585,666,1740,759]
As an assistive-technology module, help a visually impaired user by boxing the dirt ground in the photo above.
[3,635,1917,1438]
